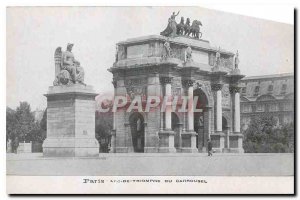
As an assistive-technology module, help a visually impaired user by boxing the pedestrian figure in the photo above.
[207,138,213,156]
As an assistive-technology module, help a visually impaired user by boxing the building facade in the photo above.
[109,35,244,153]
[240,73,294,131]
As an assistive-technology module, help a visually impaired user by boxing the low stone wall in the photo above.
[17,142,32,153]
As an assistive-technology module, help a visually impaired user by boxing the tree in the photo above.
[6,107,17,140]
[6,102,47,145]
[243,115,294,153]
[95,111,113,152]
[36,109,47,142]
[14,102,36,142]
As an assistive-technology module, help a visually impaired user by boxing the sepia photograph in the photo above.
[5,4,295,194]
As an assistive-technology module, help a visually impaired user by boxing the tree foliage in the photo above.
[95,111,113,153]
[6,102,47,151]
[243,116,294,153]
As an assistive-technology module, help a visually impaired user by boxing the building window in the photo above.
[284,103,292,111]
[241,87,246,94]
[243,105,251,113]
[269,104,278,112]
[254,86,260,96]
[251,104,256,112]
[257,104,264,112]
[281,84,287,95]
[268,85,273,93]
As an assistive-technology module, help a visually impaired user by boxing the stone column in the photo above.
[145,73,160,153]
[187,82,194,131]
[165,80,172,130]
[110,80,117,153]
[234,90,241,133]
[114,79,128,153]
[181,79,197,153]
[158,77,176,153]
[230,85,244,153]
[212,84,223,132]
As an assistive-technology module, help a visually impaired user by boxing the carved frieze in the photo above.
[125,78,147,86]
[126,86,147,101]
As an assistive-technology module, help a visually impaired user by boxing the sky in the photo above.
[6,6,294,110]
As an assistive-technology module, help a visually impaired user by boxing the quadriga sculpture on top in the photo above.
[160,11,203,39]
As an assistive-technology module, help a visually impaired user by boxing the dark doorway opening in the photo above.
[129,113,145,152]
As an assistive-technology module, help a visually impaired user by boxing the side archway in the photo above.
[129,112,145,152]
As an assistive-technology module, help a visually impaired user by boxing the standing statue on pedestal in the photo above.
[53,43,85,86]
[185,45,193,63]
[136,118,142,132]
[162,39,172,59]
[235,50,240,69]
[215,47,221,67]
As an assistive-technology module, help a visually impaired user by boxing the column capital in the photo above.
[160,77,173,85]
[211,83,223,91]
[229,85,241,93]
[182,79,195,88]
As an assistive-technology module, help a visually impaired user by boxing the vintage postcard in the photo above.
[6,6,294,194]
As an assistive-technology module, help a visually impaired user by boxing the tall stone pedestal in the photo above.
[42,84,99,157]
[181,131,198,153]
[158,130,176,153]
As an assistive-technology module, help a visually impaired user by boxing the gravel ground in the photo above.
[6,153,294,176]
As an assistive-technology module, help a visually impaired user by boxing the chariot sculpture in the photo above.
[160,11,203,39]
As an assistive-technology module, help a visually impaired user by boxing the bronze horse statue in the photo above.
[184,18,191,36]
[161,16,203,39]
[176,17,185,35]
[184,19,202,39]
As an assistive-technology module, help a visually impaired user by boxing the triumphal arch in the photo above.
[109,15,244,153]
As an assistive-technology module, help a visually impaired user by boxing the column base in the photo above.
[181,131,197,151]
[109,148,115,153]
[181,147,198,153]
[144,147,158,153]
[115,147,129,153]
[158,130,176,153]
[229,133,244,153]
[158,147,177,153]
[229,148,245,153]
[43,138,99,157]
[201,147,207,153]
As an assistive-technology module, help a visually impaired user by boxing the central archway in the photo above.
[193,88,209,152]
[129,112,145,152]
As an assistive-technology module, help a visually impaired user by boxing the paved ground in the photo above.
[6,153,294,176]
